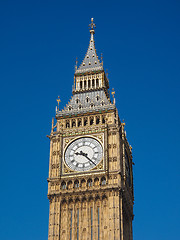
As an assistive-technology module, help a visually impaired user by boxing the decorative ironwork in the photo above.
[89,18,96,31]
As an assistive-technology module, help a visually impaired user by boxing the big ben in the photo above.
[47,18,134,240]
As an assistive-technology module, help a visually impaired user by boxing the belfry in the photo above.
[47,18,134,240]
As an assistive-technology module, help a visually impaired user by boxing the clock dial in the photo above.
[64,137,103,172]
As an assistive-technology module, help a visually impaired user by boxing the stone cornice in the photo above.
[56,104,115,118]
[48,186,121,199]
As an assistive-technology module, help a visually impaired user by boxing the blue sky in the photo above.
[0,0,180,239]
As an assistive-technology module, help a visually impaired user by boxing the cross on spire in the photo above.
[89,18,96,33]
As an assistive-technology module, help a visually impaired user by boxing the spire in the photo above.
[75,18,103,74]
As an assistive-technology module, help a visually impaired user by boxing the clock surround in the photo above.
[64,136,103,172]
[62,132,106,175]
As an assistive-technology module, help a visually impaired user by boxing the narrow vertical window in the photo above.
[77,209,79,240]
[97,207,100,240]
[72,120,76,127]
[91,207,93,240]
[90,118,94,125]
[102,116,105,124]
[84,118,88,126]
[70,209,72,240]
[78,119,82,127]
[92,79,95,88]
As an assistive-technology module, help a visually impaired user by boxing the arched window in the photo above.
[90,118,94,125]
[101,177,106,186]
[67,181,73,189]
[74,180,79,188]
[86,97,89,103]
[102,116,105,124]
[61,182,66,190]
[81,179,86,188]
[84,80,87,89]
[84,118,88,126]
[72,120,76,127]
[88,179,93,187]
[92,79,95,88]
[66,121,70,128]
[96,117,100,124]
[78,119,82,127]
[96,78,99,87]
[88,80,91,88]
[80,81,82,89]
[94,178,99,186]
[76,99,79,104]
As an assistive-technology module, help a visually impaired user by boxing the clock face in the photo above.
[64,137,103,172]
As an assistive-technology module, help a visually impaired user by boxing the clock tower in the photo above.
[47,18,134,240]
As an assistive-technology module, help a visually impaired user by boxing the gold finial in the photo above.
[111,87,115,96]
[89,18,96,33]
[121,120,125,133]
[111,88,115,104]
[111,88,115,97]
[56,96,61,110]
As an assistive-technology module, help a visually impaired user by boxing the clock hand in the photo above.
[75,151,84,156]
[75,152,80,155]
[74,151,96,166]
[83,154,96,166]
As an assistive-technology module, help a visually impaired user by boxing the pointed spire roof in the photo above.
[75,18,103,74]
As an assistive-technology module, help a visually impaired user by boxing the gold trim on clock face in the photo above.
[64,137,103,172]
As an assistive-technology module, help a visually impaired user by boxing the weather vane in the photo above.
[56,96,61,111]
[89,18,96,31]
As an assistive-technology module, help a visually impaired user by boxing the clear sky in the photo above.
[0,0,179,239]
